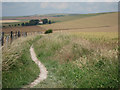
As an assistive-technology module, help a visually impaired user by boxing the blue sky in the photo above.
[2,2,118,16]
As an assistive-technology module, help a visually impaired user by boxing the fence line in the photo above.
[0,31,43,48]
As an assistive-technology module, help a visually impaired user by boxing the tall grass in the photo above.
[33,32,119,88]
[2,35,42,88]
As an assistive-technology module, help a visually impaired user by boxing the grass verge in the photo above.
[2,34,42,88]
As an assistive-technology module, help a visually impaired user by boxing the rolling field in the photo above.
[2,12,117,33]
[2,26,45,34]
[2,12,119,88]
[40,12,118,32]
[0,20,21,23]
[33,32,119,88]
[33,12,119,88]
[2,12,109,22]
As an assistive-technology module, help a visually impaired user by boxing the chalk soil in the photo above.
[24,46,48,88]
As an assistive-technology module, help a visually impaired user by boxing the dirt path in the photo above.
[24,45,48,88]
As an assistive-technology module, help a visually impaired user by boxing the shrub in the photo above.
[42,19,48,24]
[29,19,39,25]
[49,20,52,24]
[21,23,25,26]
[44,29,53,34]
[25,22,29,26]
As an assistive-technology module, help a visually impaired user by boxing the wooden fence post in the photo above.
[10,31,13,43]
[18,31,20,37]
[1,32,4,46]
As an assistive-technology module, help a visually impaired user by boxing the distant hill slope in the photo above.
[46,12,116,23]
[40,12,118,32]
[2,12,115,22]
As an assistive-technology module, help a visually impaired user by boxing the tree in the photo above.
[21,23,25,26]
[42,19,48,24]
[48,20,52,24]
[25,22,29,26]
[29,19,39,25]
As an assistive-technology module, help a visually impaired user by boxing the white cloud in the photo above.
[40,2,48,8]
[51,3,68,9]
[40,2,68,9]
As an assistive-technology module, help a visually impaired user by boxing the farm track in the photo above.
[53,25,110,31]
[23,45,48,88]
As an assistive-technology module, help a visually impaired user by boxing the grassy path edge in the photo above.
[23,45,48,88]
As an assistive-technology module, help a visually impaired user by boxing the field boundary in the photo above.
[53,25,110,31]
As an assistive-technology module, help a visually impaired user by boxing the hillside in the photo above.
[33,32,119,88]
[2,12,119,88]
[40,12,118,32]
[44,12,116,23]
[2,26,45,34]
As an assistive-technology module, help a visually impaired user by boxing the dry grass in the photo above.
[2,34,42,88]
[0,20,21,23]
[54,32,118,64]
[2,26,45,34]
[40,13,118,32]
[33,32,119,88]
[2,35,37,70]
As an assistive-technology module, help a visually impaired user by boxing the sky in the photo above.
[2,2,118,16]
[1,0,120,2]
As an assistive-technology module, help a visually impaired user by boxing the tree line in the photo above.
[3,19,52,28]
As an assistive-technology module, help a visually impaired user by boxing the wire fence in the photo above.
[0,31,43,48]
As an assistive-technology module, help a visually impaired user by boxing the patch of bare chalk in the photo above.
[23,45,48,88]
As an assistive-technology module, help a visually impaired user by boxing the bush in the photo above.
[44,29,53,34]
[29,19,39,25]
[25,22,29,26]
[42,19,48,24]
[21,23,25,26]
[49,20,52,24]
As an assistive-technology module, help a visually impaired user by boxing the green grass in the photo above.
[2,35,42,88]
[33,32,119,88]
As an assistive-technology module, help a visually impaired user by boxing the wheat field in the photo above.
[40,12,118,32]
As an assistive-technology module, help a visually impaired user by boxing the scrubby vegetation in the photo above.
[45,29,53,34]
[2,35,42,88]
[33,32,119,88]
